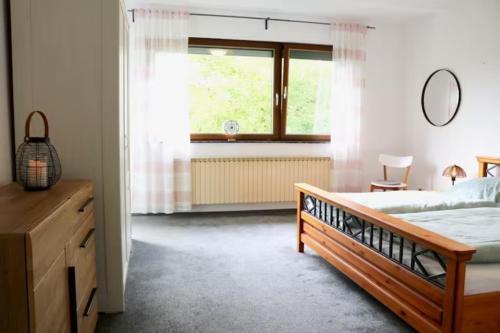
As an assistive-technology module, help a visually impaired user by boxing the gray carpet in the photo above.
[96,211,414,333]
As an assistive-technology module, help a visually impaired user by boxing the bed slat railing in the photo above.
[295,183,476,333]
[296,183,475,259]
[302,192,450,287]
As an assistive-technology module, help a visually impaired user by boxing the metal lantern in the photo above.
[16,111,62,191]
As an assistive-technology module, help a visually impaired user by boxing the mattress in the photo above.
[337,190,497,214]
[465,263,500,295]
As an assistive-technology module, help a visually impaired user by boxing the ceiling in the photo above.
[126,0,456,19]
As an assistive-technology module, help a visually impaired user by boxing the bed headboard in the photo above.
[477,156,500,177]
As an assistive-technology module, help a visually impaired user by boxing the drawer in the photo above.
[71,284,98,333]
[67,212,96,266]
[69,214,97,309]
[76,285,98,333]
[31,251,71,333]
[28,184,94,288]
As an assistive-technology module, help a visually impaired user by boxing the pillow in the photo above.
[446,177,500,202]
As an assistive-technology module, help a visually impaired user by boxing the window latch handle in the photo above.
[275,93,279,106]
[283,86,287,100]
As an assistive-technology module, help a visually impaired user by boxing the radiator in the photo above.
[191,157,330,205]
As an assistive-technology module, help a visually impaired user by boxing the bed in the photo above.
[295,156,500,332]
[337,189,498,214]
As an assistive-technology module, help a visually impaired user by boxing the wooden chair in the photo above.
[369,154,413,192]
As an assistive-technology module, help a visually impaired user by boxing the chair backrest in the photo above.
[379,154,413,183]
[379,154,413,168]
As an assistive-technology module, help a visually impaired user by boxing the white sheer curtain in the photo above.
[131,9,191,214]
[330,23,367,192]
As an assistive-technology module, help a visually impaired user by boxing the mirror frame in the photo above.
[421,69,462,127]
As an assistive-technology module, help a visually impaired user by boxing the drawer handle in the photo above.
[78,197,94,213]
[80,228,95,248]
[83,288,97,317]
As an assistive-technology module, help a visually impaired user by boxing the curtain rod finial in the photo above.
[128,9,135,23]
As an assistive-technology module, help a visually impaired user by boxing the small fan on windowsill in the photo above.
[224,120,239,142]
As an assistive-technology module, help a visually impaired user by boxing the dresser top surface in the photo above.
[0,180,92,234]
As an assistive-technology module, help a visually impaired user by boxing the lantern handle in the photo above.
[25,111,49,139]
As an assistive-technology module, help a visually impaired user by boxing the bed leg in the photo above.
[297,231,304,253]
[297,236,304,253]
[442,259,467,333]
[452,261,467,333]
[297,190,304,253]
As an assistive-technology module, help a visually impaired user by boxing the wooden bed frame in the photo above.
[296,156,500,333]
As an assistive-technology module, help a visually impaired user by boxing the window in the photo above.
[188,38,332,141]
[283,47,332,138]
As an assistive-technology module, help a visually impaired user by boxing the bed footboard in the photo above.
[295,183,476,333]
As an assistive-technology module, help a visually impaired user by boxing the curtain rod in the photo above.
[127,9,376,30]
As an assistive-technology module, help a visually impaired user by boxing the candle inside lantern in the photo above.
[27,160,48,188]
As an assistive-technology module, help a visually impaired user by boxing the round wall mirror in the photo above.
[421,69,461,127]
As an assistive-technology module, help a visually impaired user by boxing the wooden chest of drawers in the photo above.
[0,180,98,333]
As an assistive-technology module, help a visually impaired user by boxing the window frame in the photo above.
[188,38,332,142]
[281,43,332,142]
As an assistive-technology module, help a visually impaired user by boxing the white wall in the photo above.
[0,0,11,186]
[187,12,407,207]
[11,0,129,312]
[401,0,500,190]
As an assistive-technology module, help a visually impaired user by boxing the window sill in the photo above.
[191,140,330,144]
[191,134,330,143]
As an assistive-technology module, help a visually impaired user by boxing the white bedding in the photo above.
[337,190,497,214]
[394,207,500,263]
[394,207,500,294]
